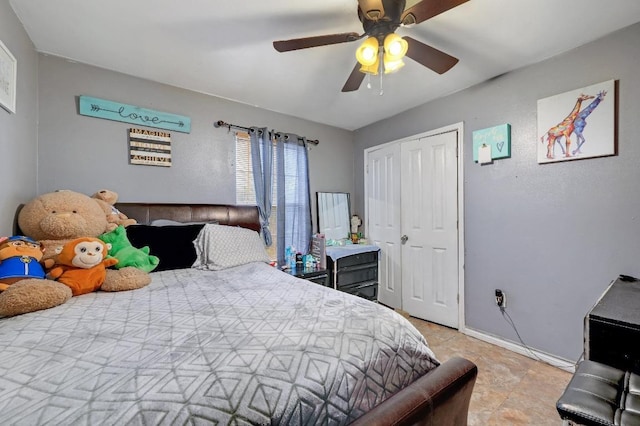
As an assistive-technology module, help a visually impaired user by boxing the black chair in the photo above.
[557,360,640,425]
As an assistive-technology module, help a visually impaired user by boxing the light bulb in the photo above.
[356,37,379,67]
[361,46,376,61]
[383,34,408,64]
[387,40,403,56]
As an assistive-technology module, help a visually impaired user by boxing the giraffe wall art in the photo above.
[537,80,615,164]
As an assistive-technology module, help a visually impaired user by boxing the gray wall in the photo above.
[37,55,354,227]
[0,0,38,235]
[8,0,638,362]
[354,22,640,361]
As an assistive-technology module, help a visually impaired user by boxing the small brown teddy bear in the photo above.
[0,190,151,317]
[91,189,137,232]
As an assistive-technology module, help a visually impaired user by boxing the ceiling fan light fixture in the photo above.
[356,37,379,66]
[382,33,408,73]
[383,33,408,61]
[383,58,405,74]
[359,55,380,75]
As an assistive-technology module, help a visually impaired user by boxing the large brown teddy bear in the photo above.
[0,190,150,317]
[91,189,137,232]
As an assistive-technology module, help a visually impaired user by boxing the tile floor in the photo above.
[407,317,574,425]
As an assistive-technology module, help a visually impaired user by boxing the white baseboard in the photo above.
[461,326,577,373]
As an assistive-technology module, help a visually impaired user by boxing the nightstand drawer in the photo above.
[305,273,329,287]
[336,264,378,287]
[336,251,378,268]
[341,281,378,301]
[286,268,329,287]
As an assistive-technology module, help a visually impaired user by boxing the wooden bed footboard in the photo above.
[351,356,478,426]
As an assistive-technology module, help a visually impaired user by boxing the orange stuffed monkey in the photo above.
[47,237,118,296]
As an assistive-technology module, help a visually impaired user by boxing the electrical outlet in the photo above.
[495,289,506,308]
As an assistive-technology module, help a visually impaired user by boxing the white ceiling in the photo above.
[9,0,640,131]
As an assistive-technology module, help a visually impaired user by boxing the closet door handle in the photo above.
[401,235,408,244]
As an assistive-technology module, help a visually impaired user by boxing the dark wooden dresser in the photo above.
[286,266,329,287]
[584,276,640,373]
[326,245,379,301]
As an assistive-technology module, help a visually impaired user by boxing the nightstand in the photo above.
[326,245,379,302]
[285,266,330,287]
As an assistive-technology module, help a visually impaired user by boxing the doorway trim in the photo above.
[364,122,466,330]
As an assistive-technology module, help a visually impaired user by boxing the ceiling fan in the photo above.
[273,0,470,92]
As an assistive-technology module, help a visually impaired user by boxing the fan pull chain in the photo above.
[366,74,372,89]
[378,50,384,95]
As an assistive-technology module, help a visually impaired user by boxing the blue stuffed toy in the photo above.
[0,235,48,291]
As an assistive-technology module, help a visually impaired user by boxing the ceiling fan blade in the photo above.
[404,36,459,74]
[342,63,366,92]
[273,32,362,52]
[401,0,469,25]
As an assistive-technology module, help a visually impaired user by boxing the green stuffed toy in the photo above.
[99,226,159,273]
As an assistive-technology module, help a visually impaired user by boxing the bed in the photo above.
[1,203,477,425]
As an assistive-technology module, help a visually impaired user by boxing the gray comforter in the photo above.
[0,262,439,425]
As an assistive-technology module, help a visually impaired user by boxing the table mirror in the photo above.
[317,192,350,241]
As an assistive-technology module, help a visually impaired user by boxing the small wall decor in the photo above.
[129,127,172,167]
[473,123,511,164]
[79,95,191,133]
[0,39,17,113]
[537,79,614,164]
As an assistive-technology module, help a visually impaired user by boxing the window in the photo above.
[235,132,278,260]
[275,137,312,266]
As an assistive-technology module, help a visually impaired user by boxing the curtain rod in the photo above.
[213,120,319,145]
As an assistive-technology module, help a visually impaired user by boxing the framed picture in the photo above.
[537,79,615,164]
[0,39,17,114]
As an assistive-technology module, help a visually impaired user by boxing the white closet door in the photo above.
[366,143,402,309]
[400,131,459,328]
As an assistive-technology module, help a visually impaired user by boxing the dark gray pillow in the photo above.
[125,224,205,271]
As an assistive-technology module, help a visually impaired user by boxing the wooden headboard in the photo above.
[13,203,261,235]
[115,203,261,232]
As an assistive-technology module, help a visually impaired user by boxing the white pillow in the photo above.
[192,224,269,270]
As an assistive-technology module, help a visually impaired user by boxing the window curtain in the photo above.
[275,133,312,267]
[249,127,273,246]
